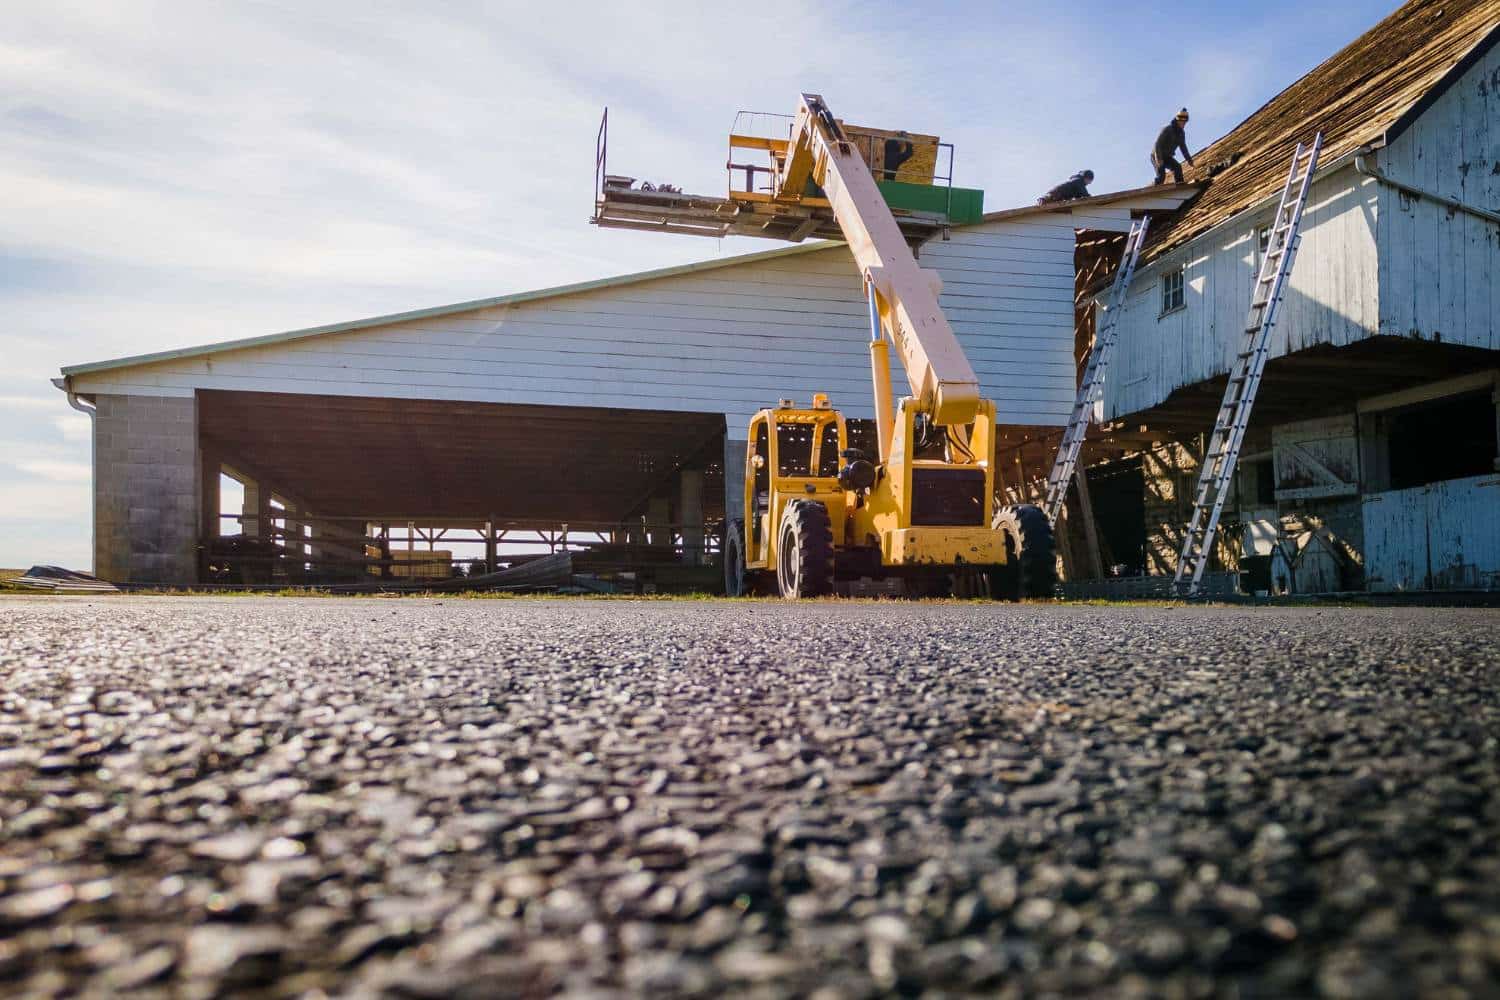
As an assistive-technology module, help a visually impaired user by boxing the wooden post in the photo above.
[646,497,671,548]
[680,469,704,566]
[241,478,261,540]
[1073,468,1105,579]
[199,451,221,543]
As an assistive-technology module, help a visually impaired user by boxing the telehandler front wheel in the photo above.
[990,504,1058,600]
[777,500,834,599]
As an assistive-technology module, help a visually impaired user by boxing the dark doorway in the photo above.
[1087,456,1146,576]
[1387,391,1498,491]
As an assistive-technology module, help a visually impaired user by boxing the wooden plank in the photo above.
[1357,370,1498,412]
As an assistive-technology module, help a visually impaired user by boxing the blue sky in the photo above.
[1,0,1398,570]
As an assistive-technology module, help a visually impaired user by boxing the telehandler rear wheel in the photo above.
[724,519,750,596]
[990,504,1057,600]
[723,518,774,596]
[777,500,834,599]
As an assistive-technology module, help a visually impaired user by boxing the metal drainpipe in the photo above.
[1354,148,1500,227]
[52,377,96,574]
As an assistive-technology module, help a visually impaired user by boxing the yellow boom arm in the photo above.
[777,94,980,430]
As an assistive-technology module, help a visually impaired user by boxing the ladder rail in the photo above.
[1174,134,1323,595]
[1042,217,1150,524]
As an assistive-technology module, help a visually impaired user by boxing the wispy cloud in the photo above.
[13,459,89,483]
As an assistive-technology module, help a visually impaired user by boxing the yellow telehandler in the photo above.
[600,94,1056,599]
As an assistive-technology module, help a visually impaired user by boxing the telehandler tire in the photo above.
[724,519,750,596]
[777,500,834,599]
[990,504,1057,600]
[723,518,774,596]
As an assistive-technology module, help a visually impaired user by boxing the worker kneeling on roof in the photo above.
[1038,170,1094,205]
[1152,108,1195,184]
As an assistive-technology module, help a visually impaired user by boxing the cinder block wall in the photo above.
[94,394,200,586]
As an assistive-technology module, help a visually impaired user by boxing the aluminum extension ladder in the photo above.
[1174,133,1323,596]
[1042,216,1151,524]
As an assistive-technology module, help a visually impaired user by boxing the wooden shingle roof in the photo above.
[1146,0,1500,260]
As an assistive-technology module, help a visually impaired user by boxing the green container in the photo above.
[876,180,984,225]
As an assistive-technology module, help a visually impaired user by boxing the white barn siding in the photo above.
[70,217,1078,430]
[1103,167,1380,419]
[1365,474,1500,591]
[1376,41,1500,349]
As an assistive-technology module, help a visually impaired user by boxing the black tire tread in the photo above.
[724,518,748,597]
[991,504,1058,600]
[778,500,834,598]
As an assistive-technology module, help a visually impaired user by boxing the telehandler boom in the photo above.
[599,94,1056,599]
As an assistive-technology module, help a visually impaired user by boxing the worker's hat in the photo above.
[1175,108,1190,121]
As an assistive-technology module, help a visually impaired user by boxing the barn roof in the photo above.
[1145,0,1500,261]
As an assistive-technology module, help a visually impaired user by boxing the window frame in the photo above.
[1254,224,1271,271]
[1159,267,1186,317]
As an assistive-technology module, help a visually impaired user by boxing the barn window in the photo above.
[1160,269,1185,315]
[1255,225,1271,268]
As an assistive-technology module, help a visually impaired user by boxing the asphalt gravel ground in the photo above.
[1,595,1498,998]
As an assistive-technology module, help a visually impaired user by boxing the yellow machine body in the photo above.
[741,392,1007,588]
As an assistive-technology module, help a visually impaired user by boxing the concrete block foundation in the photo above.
[93,394,200,586]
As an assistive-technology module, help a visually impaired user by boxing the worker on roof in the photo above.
[1038,170,1094,205]
[1151,109,1195,185]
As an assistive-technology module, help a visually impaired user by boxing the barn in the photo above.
[1023,0,1500,595]
[55,188,1188,587]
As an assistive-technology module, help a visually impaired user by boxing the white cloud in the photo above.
[14,459,89,483]
[55,414,91,444]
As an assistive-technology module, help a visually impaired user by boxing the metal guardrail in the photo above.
[592,106,609,216]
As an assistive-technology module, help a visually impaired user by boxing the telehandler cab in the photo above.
[597,94,1056,599]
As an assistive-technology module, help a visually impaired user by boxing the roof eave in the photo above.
[978,183,1203,224]
[1135,146,1367,271]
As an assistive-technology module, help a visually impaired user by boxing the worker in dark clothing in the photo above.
[1038,170,1095,204]
[1152,108,1195,184]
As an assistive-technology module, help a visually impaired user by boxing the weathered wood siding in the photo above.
[1364,473,1500,590]
[1376,40,1500,349]
[1271,414,1360,501]
[1103,167,1381,419]
[69,217,1079,430]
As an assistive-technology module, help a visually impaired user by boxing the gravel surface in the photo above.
[2,595,1499,998]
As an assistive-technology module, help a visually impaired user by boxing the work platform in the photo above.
[592,181,954,244]
[590,107,982,245]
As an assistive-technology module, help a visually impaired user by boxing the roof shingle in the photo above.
[1146,0,1500,260]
